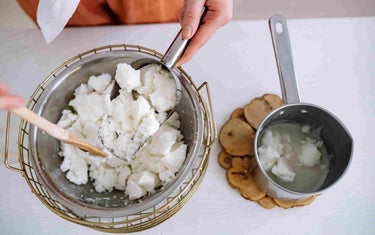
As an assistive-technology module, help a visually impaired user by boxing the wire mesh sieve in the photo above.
[4,45,216,232]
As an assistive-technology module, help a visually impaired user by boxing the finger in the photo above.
[177,16,222,66]
[181,0,206,40]
[0,95,25,110]
[0,80,10,95]
[179,6,186,27]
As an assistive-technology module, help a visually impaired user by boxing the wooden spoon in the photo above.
[10,107,108,157]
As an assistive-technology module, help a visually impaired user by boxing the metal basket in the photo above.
[4,45,216,233]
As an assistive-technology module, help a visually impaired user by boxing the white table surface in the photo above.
[1,17,374,235]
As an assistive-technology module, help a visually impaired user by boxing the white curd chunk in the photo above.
[137,64,177,112]
[148,125,179,156]
[149,72,176,112]
[115,63,141,92]
[161,144,187,171]
[90,164,118,193]
[298,138,322,167]
[57,110,78,129]
[59,144,89,185]
[69,92,112,123]
[258,146,281,171]
[125,180,144,200]
[271,157,296,182]
[88,73,113,93]
[114,165,131,190]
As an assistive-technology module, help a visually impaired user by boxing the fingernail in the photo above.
[182,26,193,40]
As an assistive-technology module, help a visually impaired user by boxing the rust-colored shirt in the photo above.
[17,0,184,26]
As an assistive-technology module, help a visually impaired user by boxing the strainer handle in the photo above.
[4,111,24,173]
[197,82,217,147]
[269,15,301,104]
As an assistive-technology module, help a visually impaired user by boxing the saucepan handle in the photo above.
[269,15,301,104]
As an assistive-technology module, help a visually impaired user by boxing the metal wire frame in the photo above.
[4,45,216,232]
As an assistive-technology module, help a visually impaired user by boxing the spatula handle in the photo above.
[11,107,67,139]
[10,107,107,157]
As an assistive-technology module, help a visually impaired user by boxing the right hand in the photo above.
[0,80,25,110]
[177,0,233,66]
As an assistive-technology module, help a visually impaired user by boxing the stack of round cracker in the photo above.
[218,94,317,209]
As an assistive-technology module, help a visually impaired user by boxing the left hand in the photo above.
[177,0,233,66]
[0,80,25,110]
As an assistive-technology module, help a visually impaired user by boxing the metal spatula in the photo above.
[99,7,207,161]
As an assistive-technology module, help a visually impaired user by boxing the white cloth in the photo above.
[37,0,80,43]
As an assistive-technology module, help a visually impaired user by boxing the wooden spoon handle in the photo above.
[10,107,107,157]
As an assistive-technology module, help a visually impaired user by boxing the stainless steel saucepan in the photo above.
[251,15,353,200]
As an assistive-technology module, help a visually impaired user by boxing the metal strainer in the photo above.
[4,45,216,232]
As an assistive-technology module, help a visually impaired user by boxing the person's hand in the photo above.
[177,0,232,66]
[0,80,25,110]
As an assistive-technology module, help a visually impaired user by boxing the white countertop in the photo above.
[1,17,374,235]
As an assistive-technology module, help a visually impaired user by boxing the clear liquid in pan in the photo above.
[259,123,329,193]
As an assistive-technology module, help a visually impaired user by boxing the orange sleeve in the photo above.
[17,0,183,26]
[107,0,183,24]
[17,0,39,25]
[68,0,119,26]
